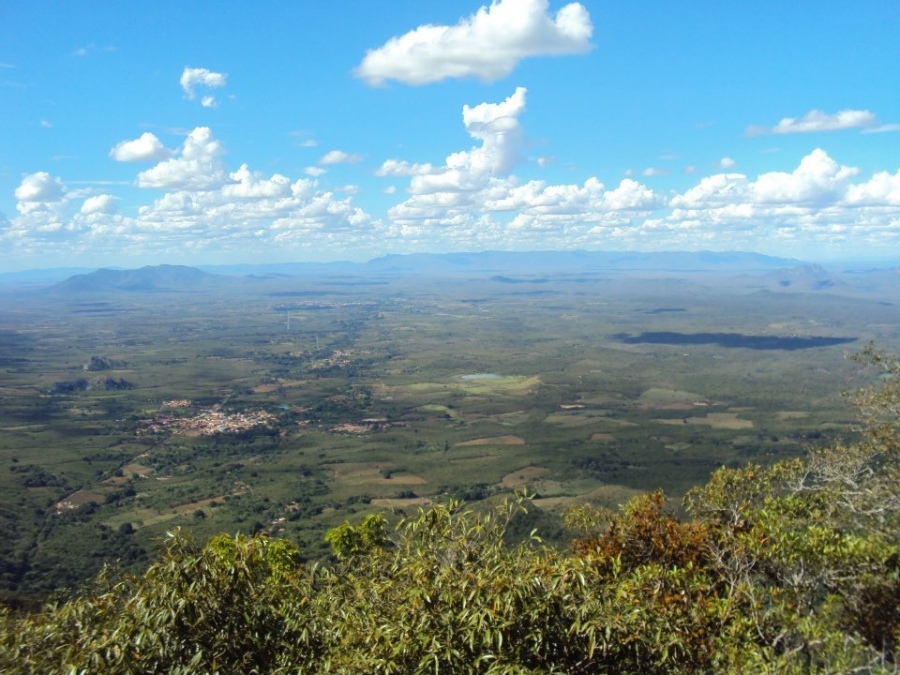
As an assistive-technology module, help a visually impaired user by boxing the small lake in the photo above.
[458,373,502,381]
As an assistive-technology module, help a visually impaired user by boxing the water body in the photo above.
[458,373,502,381]
[614,331,856,351]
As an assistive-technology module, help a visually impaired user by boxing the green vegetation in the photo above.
[0,266,898,609]
[0,348,898,672]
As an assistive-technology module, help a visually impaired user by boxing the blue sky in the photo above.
[2,0,900,271]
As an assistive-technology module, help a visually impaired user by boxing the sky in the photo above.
[2,0,900,271]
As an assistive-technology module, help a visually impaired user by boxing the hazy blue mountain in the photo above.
[363,250,800,275]
[0,267,99,288]
[13,252,880,296]
[50,265,219,293]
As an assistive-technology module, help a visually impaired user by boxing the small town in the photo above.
[137,401,277,437]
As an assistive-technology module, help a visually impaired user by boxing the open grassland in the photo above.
[1,269,899,599]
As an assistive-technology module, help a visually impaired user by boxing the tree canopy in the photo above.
[2,349,899,673]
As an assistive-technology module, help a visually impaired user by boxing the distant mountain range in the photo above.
[49,264,217,293]
[199,250,801,277]
[2,251,897,296]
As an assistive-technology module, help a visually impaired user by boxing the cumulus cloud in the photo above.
[412,87,527,195]
[4,132,387,265]
[80,194,117,215]
[752,149,858,204]
[746,109,878,136]
[110,132,172,162]
[8,90,900,266]
[180,67,227,107]
[380,89,664,249]
[221,165,292,199]
[376,159,437,177]
[843,169,900,206]
[319,150,364,165]
[356,0,592,85]
[715,157,736,169]
[15,172,66,203]
[10,173,75,239]
[671,149,858,209]
[136,127,228,190]
[646,148,900,255]
[374,93,900,256]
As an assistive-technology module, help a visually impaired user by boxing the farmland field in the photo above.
[1,256,898,601]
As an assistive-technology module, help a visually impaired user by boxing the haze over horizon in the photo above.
[2,0,899,272]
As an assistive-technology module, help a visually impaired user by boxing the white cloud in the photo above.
[376,93,900,257]
[289,131,319,148]
[73,44,114,57]
[747,109,878,136]
[15,172,66,203]
[221,165,292,199]
[863,123,900,134]
[180,67,228,106]
[10,173,74,238]
[375,159,437,177]
[8,91,900,265]
[80,194,117,215]
[408,87,528,197]
[382,89,663,249]
[715,157,736,169]
[647,148,900,255]
[642,167,669,177]
[355,0,592,85]
[40,120,52,129]
[136,127,228,190]
[670,173,750,209]
[752,148,858,204]
[319,150,364,165]
[670,149,858,209]
[110,132,172,162]
[844,169,900,206]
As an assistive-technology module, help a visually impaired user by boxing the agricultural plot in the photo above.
[1,262,899,600]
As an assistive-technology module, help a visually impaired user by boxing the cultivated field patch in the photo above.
[777,411,810,420]
[251,379,305,394]
[656,412,754,430]
[638,387,708,409]
[323,462,428,485]
[390,375,541,399]
[544,410,620,428]
[456,435,525,447]
[500,466,550,488]
[55,489,104,512]
[122,463,153,478]
[371,497,432,508]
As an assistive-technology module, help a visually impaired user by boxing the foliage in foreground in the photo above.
[1,349,900,674]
